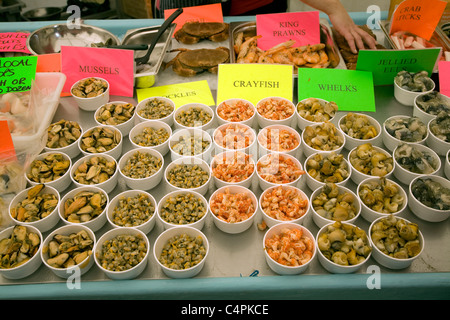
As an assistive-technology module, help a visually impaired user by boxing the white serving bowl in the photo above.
[41,224,96,279]
[94,227,150,280]
[153,226,209,279]
[212,122,256,154]
[259,185,310,228]
[426,117,450,156]
[382,115,428,152]
[70,153,119,194]
[209,185,258,234]
[94,101,136,137]
[338,113,382,150]
[9,185,60,233]
[295,98,337,131]
[173,103,214,131]
[157,190,209,230]
[210,150,256,189]
[216,98,256,127]
[304,151,352,191]
[44,121,83,158]
[369,216,424,269]
[316,222,372,274]
[107,190,157,234]
[58,186,109,232]
[357,177,408,223]
[256,96,296,128]
[413,91,450,124]
[128,120,172,156]
[257,124,302,158]
[445,149,450,180]
[393,143,441,185]
[135,96,175,126]
[263,222,316,275]
[118,147,164,191]
[164,156,211,195]
[25,151,72,193]
[71,77,110,111]
[408,175,450,222]
[309,184,361,228]
[348,144,394,185]
[394,77,435,106]
[78,125,123,160]
[256,152,305,190]
[0,225,43,279]
[301,123,346,158]
[169,128,213,163]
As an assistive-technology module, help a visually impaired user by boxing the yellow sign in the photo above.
[136,80,215,109]
[216,63,294,106]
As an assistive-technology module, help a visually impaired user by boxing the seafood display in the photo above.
[411,178,450,211]
[43,229,93,269]
[339,113,379,140]
[175,22,229,44]
[27,153,70,184]
[71,78,108,98]
[257,97,294,121]
[62,190,107,223]
[95,102,135,126]
[303,122,345,152]
[306,152,350,184]
[257,153,305,184]
[111,193,154,227]
[217,100,254,123]
[165,47,230,77]
[0,225,40,269]
[296,98,338,123]
[159,193,206,225]
[175,107,213,128]
[318,222,371,266]
[429,111,450,142]
[370,215,421,259]
[258,127,299,152]
[265,227,314,266]
[210,188,255,223]
[166,164,209,189]
[394,143,438,174]
[211,152,254,183]
[394,71,434,92]
[358,178,405,214]
[120,151,162,180]
[80,126,121,154]
[312,183,358,222]
[97,233,147,272]
[46,120,82,149]
[384,117,427,142]
[158,233,206,270]
[137,98,174,120]
[72,156,116,185]
[10,184,58,223]
[261,186,308,221]
[415,92,450,116]
[131,127,170,147]
[171,133,210,157]
[349,143,394,177]
[214,123,254,150]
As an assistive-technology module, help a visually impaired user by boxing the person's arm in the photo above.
[301,0,377,53]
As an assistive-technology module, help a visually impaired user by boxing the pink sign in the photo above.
[438,61,450,97]
[61,46,134,97]
[256,11,320,51]
[0,32,31,54]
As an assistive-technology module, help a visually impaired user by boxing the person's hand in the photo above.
[328,10,377,53]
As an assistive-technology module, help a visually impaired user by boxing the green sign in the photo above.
[356,48,440,86]
[297,68,376,112]
[0,56,37,94]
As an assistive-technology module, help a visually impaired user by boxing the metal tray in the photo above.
[122,24,176,87]
[229,20,345,70]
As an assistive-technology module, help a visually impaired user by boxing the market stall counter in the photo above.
[0,13,449,300]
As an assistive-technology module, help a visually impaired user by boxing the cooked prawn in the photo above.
[265,228,314,266]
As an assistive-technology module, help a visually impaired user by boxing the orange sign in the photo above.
[389,0,447,40]
[0,121,16,160]
[164,3,224,36]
